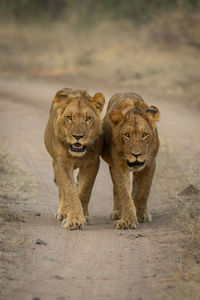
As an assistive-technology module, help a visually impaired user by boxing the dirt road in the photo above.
[0,79,200,300]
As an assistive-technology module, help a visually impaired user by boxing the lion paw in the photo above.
[137,208,152,223]
[62,215,87,230]
[111,210,121,220]
[56,209,66,222]
[115,216,137,230]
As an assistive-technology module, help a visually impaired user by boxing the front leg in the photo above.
[56,190,66,221]
[110,166,137,229]
[77,157,100,223]
[54,161,86,230]
[53,160,66,222]
[132,163,156,223]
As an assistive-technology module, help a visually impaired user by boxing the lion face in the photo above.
[119,113,153,170]
[54,89,105,157]
[109,99,159,171]
[62,101,102,157]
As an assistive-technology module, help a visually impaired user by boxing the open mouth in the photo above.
[69,143,87,153]
[127,160,145,168]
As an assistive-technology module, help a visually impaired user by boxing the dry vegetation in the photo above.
[172,190,200,299]
[176,191,200,263]
[0,140,36,296]
[0,141,35,223]
[0,12,200,107]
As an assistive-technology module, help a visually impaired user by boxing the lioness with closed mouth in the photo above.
[101,92,160,229]
[44,88,105,230]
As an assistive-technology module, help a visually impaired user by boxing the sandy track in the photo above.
[0,79,199,300]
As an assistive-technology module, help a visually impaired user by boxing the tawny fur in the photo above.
[44,88,105,230]
[101,92,160,229]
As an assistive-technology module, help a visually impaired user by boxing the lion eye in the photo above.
[142,132,148,138]
[66,115,72,121]
[86,116,92,122]
[124,133,130,138]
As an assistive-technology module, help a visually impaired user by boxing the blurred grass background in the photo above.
[0,0,199,23]
[0,0,199,105]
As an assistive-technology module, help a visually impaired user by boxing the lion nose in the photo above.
[72,135,84,140]
[131,153,142,158]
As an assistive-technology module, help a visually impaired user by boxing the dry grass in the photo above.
[0,13,200,106]
[175,191,200,263]
[0,141,35,224]
[169,189,200,299]
[0,140,36,297]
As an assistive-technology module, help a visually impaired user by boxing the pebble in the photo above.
[36,239,47,246]
[35,213,41,216]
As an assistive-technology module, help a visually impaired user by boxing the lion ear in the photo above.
[109,110,124,126]
[53,88,72,105]
[50,88,72,114]
[146,106,160,123]
[91,93,105,113]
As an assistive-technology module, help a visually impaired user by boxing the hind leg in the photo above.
[109,166,121,220]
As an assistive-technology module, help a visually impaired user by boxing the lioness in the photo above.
[44,88,105,230]
[102,93,159,229]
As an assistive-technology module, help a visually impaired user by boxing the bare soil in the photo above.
[0,76,200,300]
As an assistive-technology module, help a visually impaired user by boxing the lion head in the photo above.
[109,98,160,170]
[53,88,105,157]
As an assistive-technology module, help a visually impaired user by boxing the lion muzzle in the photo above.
[127,160,145,168]
[69,143,87,153]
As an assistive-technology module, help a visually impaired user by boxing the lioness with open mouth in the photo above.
[102,93,160,229]
[44,88,105,230]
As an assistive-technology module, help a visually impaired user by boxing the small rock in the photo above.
[54,275,64,280]
[194,255,200,264]
[179,184,199,196]
[135,234,144,238]
[48,257,56,262]
[33,297,41,300]
[35,213,41,216]
[36,239,47,246]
